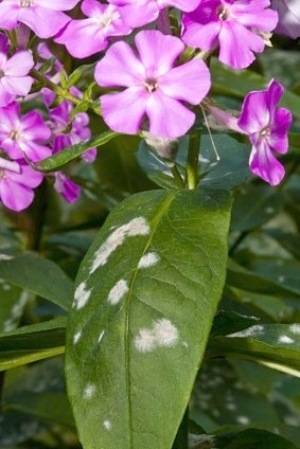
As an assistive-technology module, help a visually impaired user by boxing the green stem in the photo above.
[30,70,102,116]
[170,163,185,190]
[172,407,189,449]
[186,133,201,190]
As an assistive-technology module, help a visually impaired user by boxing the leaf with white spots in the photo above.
[65,189,232,449]
[210,323,300,377]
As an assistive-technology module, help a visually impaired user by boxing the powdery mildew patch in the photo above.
[138,252,160,269]
[278,335,294,344]
[98,330,105,343]
[153,318,179,347]
[134,328,156,353]
[90,217,150,273]
[107,279,129,305]
[74,281,91,310]
[83,383,96,399]
[103,420,112,431]
[73,331,82,344]
[227,325,264,338]
[134,318,179,353]
[290,324,300,335]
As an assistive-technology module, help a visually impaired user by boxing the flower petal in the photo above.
[101,88,147,134]
[95,41,145,88]
[135,30,184,78]
[249,140,285,186]
[159,58,210,104]
[146,91,195,139]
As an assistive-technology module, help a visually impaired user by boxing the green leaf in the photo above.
[231,185,283,232]
[211,58,300,120]
[210,323,300,377]
[37,131,119,172]
[227,260,300,299]
[0,252,73,311]
[0,317,66,371]
[213,428,299,449]
[66,189,232,449]
[5,392,75,428]
[137,134,250,191]
[0,282,24,332]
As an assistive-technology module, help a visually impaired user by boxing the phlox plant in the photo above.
[0,1,300,449]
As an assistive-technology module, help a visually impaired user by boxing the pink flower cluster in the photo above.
[0,0,296,211]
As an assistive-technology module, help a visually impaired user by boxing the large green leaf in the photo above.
[0,252,73,310]
[66,189,232,449]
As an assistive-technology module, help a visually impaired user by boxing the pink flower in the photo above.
[209,80,292,185]
[0,0,80,38]
[95,30,211,139]
[49,100,96,163]
[53,172,80,203]
[0,157,43,211]
[238,80,292,185]
[272,0,300,39]
[182,0,278,69]
[0,50,34,107]
[108,0,201,28]
[0,103,52,162]
[56,0,131,58]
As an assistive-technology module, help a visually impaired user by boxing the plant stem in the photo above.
[186,133,201,190]
[172,407,189,449]
[30,69,102,116]
[170,163,185,190]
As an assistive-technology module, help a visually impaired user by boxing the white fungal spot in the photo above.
[153,318,179,347]
[138,252,160,269]
[74,282,91,310]
[278,276,285,283]
[98,330,105,343]
[134,328,156,353]
[107,279,129,305]
[3,292,27,332]
[228,325,264,338]
[182,342,189,348]
[237,416,250,425]
[91,217,150,273]
[134,318,179,352]
[0,254,13,261]
[3,283,11,291]
[83,384,96,399]
[126,217,150,236]
[73,331,82,344]
[278,335,294,344]
[290,324,300,335]
[103,420,112,431]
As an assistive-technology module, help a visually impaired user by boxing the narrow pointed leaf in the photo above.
[66,189,232,449]
[37,131,119,172]
[0,317,66,371]
[210,323,300,376]
[0,252,73,310]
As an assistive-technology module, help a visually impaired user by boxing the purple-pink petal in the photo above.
[249,141,285,186]
[159,58,211,105]
[146,91,196,139]
[100,88,148,135]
